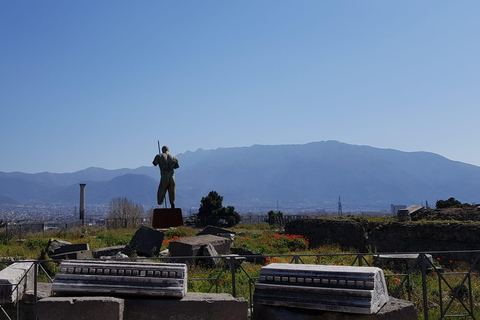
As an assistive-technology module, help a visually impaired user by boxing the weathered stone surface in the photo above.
[252,297,416,320]
[93,245,127,258]
[34,296,124,320]
[397,209,411,222]
[0,262,35,304]
[254,264,389,314]
[152,208,183,228]
[197,225,236,238]
[169,234,232,258]
[46,239,72,256]
[52,243,89,255]
[50,249,91,260]
[23,282,52,304]
[373,254,434,273]
[198,243,222,267]
[124,292,248,320]
[129,226,164,257]
[52,260,187,298]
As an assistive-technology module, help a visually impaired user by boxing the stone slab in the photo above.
[52,243,89,255]
[93,245,127,258]
[169,234,232,258]
[50,250,91,260]
[252,297,416,320]
[34,296,124,320]
[47,239,72,256]
[197,225,236,238]
[254,264,389,314]
[124,292,248,320]
[52,260,187,298]
[0,262,35,304]
[152,208,183,228]
[373,253,433,273]
[129,226,164,257]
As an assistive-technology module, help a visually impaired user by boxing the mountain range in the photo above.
[1,141,480,212]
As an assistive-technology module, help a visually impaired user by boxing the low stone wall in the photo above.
[285,218,480,257]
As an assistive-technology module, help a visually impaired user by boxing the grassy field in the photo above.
[1,223,479,319]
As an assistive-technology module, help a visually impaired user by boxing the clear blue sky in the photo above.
[1,1,479,173]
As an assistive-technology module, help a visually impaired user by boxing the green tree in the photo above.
[197,191,241,227]
[436,197,463,209]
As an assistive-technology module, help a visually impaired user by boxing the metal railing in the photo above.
[1,250,480,319]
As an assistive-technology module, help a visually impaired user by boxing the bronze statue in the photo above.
[153,145,179,208]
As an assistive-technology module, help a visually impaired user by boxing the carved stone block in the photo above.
[253,264,389,314]
[52,260,187,298]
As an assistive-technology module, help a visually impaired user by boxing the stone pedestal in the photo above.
[124,292,248,320]
[34,296,125,320]
[254,264,389,314]
[253,297,416,320]
[152,208,183,228]
[52,260,187,297]
[34,293,248,320]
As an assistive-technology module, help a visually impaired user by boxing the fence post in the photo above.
[294,255,299,264]
[230,256,237,297]
[34,261,38,304]
[420,253,429,320]
[357,254,363,266]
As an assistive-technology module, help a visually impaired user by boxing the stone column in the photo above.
[79,184,86,226]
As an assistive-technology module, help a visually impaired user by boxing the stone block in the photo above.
[50,250,91,260]
[197,225,236,238]
[169,234,232,259]
[373,253,433,273]
[198,243,222,267]
[254,264,389,314]
[46,239,72,256]
[34,296,124,320]
[52,260,187,298]
[0,262,35,304]
[129,226,164,256]
[252,297,416,320]
[92,245,127,258]
[397,209,411,222]
[52,243,89,255]
[152,208,183,228]
[124,292,248,320]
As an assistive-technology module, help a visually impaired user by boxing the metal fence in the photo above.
[1,250,480,320]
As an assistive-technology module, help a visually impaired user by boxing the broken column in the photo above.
[52,260,187,298]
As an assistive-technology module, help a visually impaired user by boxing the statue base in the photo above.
[152,208,184,228]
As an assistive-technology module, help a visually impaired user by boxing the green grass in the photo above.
[1,225,480,319]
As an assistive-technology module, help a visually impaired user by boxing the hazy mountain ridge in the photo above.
[1,141,480,211]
